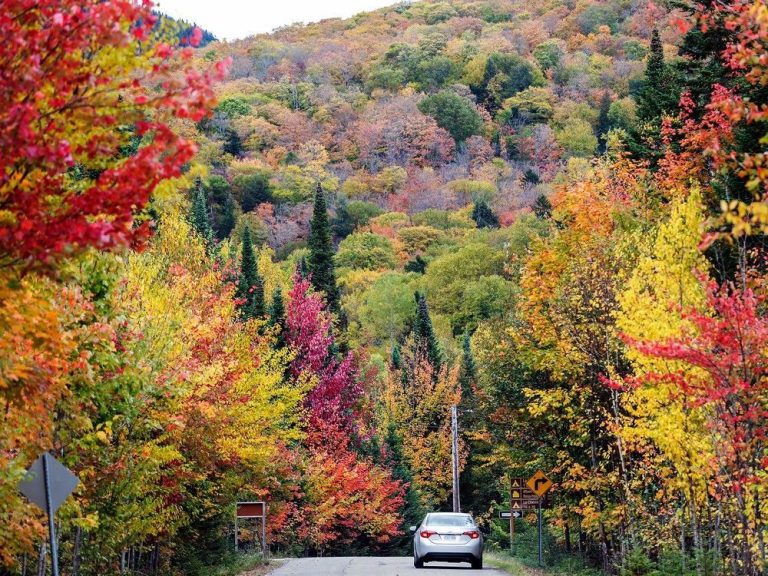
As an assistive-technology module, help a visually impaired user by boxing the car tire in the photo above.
[471,557,483,570]
[413,546,424,568]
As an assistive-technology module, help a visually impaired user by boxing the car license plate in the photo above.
[443,535,459,541]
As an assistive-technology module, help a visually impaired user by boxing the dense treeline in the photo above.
[1,0,767,575]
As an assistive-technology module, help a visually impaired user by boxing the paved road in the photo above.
[268,557,505,575]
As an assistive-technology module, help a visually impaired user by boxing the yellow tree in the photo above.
[380,338,461,511]
[615,188,716,565]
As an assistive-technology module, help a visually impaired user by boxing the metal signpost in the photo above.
[18,452,80,576]
[235,501,267,558]
[526,470,553,567]
[507,476,550,553]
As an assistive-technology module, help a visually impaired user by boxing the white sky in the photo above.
[155,0,400,41]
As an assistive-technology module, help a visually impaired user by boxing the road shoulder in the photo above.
[485,552,548,576]
[241,558,287,576]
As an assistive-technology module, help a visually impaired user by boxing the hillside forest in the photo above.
[1,0,768,575]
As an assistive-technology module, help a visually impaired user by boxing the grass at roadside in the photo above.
[486,550,600,576]
[237,557,286,576]
[486,551,542,575]
[194,553,284,576]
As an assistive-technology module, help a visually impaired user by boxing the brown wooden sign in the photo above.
[236,501,265,518]
[510,477,551,510]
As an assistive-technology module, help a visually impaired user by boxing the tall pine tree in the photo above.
[458,331,477,403]
[236,226,265,319]
[268,285,286,346]
[596,90,612,154]
[413,292,442,372]
[190,180,214,248]
[217,192,237,240]
[471,200,500,229]
[532,194,552,219]
[390,344,402,370]
[308,183,340,314]
[637,29,679,123]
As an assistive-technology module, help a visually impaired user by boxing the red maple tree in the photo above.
[0,0,229,270]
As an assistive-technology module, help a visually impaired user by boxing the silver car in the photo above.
[411,512,484,569]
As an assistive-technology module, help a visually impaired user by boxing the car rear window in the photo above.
[425,514,473,527]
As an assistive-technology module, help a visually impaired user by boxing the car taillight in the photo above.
[420,530,437,538]
[463,530,480,539]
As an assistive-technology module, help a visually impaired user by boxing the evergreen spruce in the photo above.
[222,127,243,156]
[190,180,214,247]
[269,286,285,327]
[458,331,477,403]
[413,292,442,372]
[382,423,425,552]
[532,194,553,219]
[236,226,265,319]
[390,344,402,370]
[471,199,500,228]
[646,30,665,87]
[217,192,237,239]
[296,256,309,279]
[637,29,679,122]
[268,286,286,346]
[308,183,340,314]
[492,132,502,157]
[404,255,427,274]
[331,196,355,239]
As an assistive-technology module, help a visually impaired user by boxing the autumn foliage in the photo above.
[0,1,231,270]
[4,0,768,574]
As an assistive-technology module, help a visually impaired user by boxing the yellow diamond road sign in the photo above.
[526,470,553,497]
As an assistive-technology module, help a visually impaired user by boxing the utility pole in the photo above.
[451,405,460,512]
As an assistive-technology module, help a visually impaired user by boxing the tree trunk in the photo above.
[36,544,46,576]
[591,432,611,573]
[72,526,82,576]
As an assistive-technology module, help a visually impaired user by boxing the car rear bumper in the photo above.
[420,551,480,563]
[416,540,483,562]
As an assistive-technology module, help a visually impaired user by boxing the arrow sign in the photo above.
[526,470,553,497]
[500,511,522,519]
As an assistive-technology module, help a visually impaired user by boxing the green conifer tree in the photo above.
[217,192,237,239]
[458,331,477,403]
[381,422,425,553]
[268,286,286,346]
[269,286,285,327]
[190,180,214,247]
[413,292,442,372]
[532,194,552,219]
[596,90,612,154]
[390,344,402,370]
[308,183,340,313]
[236,226,265,319]
[404,255,427,274]
[471,199,500,229]
[637,29,679,122]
